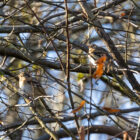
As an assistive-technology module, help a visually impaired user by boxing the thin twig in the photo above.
[64,0,80,130]
[0,117,33,140]
[24,0,66,74]
[135,116,140,140]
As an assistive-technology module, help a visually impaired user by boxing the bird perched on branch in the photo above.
[18,72,47,116]
[88,44,116,72]
[88,44,110,65]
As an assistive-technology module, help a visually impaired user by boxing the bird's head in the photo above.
[88,44,97,54]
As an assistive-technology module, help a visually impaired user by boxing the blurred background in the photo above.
[0,0,140,139]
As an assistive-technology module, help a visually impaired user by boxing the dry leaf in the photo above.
[0,120,4,125]
[96,55,107,64]
[121,13,125,17]
[78,79,85,92]
[79,126,85,140]
[123,131,133,140]
[93,63,104,79]
[93,55,107,79]
[103,107,120,113]
[123,131,128,140]
[71,100,86,113]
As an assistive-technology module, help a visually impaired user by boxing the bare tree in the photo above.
[0,0,140,140]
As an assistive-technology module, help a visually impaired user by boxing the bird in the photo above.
[88,44,116,72]
[18,72,47,116]
[88,44,110,65]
